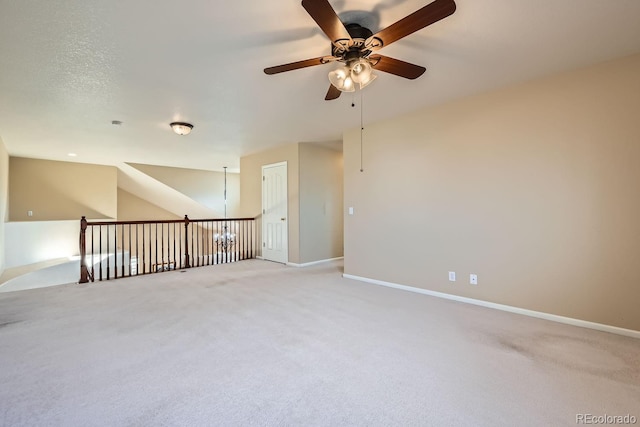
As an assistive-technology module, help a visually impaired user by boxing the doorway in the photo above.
[262,162,288,263]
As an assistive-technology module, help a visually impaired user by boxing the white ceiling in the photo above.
[1,0,640,171]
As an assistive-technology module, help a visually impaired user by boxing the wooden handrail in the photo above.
[85,217,256,226]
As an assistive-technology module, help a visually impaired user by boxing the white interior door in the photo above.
[262,162,288,263]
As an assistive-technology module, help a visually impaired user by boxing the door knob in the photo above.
[281,217,286,221]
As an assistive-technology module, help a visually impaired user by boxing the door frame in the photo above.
[261,161,288,263]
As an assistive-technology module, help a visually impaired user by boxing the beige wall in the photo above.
[0,138,8,275]
[344,53,640,331]
[299,143,344,263]
[9,158,117,221]
[117,188,181,221]
[240,143,300,263]
[127,163,240,217]
[4,220,79,268]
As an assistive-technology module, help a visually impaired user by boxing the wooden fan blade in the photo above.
[369,0,456,50]
[264,57,331,75]
[369,55,426,79]
[302,0,352,43]
[325,84,342,100]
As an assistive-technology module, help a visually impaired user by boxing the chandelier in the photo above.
[214,226,235,252]
[214,166,235,251]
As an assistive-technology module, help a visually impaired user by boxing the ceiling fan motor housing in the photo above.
[331,23,376,59]
[346,23,373,39]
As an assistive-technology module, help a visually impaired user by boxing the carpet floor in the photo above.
[0,259,638,426]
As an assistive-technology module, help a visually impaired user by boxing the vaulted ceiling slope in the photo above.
[1,0,640,171]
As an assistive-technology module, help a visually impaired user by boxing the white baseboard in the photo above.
[287,257,344,268]
[342,273,640,340]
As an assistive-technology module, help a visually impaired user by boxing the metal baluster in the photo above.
[153,223,157,273]
[106,225,110,280]
[216,221,219,264]
[142,224,146,274]
[191,219,195,267]
[127,224,131,276]
[248,220,251,259]
[91,226,95,281]
[180,221,184,269]
[135,224,139,276]
[160,222,164,272]
[121,224,125,277]
[207,221,211,265]
[242,220,246,260]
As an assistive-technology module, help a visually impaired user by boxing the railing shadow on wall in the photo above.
[79,216,257,283]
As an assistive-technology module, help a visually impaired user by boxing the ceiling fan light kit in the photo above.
[328,66,355,92]
[264,0,456,100]
[328,57,377,92]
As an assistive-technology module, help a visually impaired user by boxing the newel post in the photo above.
[79,216,89,283]
[183,215,191,268]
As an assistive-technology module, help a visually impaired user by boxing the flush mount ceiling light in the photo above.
[170,122,193,135]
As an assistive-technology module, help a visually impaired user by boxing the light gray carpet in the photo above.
[0,260,638,426]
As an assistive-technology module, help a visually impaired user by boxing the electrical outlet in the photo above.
[27,210,33,217]
[448,271,456,282]
[470,274,478,285]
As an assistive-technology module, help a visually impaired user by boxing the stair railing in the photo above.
[79,215,256,283]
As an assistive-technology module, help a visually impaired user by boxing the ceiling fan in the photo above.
[264,0,457,100]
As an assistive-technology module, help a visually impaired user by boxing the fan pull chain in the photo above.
[360,90,364,172]
[351,92,364,172]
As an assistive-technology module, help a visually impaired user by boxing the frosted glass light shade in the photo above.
[358,72,377,89]
[350,58,372,84]
[328,66,355,92]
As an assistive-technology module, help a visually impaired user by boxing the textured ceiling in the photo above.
[1,0,640,171]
